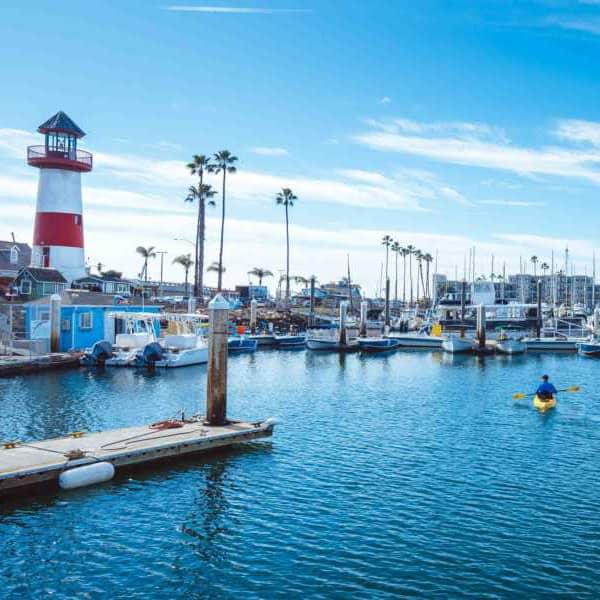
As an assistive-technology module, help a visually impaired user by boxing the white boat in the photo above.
[387,332,444,348]
[135,334,209,368]
[306,330,359,352]
[274,334,306,348]
[441,334,473,353]
[496,338,526,355]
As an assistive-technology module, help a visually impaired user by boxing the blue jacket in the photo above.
[536,382,557,396]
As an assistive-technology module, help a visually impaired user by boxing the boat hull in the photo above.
[524,338,578,351]
[441,337,473,353]
[577,342,600,357]
[387,334,443,348]
[533,395,556,412]
[228,338,258,353]
[274,335,306,349]
[357,338,400,353]
[306,338,359,352]
[496,339,526,355]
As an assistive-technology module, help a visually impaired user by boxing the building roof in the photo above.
[0,241,31,273]
[74,274,130,285]
[26,290,163,307]
[18,267,67,283]
[38,111,86,138]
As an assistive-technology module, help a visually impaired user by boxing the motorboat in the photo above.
[523,336,581,351]
[228,337,258,353]
[135,334,209,368]
[495,331,526,355]
[357,337,401,353]
[305,329,359,352]
[577,340,600,357]
[441,334,473,353]
[274,334,306,349]
[246,333,276,347]
[387,332,444,348]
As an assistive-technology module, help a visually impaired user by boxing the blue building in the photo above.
[25,290,161,351]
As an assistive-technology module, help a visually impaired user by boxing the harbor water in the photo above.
[2,350,600,598]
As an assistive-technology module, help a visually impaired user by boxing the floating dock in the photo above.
[0,352,81,377]
[0,417,275,496]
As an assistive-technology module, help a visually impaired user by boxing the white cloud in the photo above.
[379,96,391,105]
[250,146,289,156]
[355,117,600,185]
[554,119,600,146]
[480,200,545,207]
[164,5,311,14]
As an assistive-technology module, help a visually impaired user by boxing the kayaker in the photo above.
[536,375,557,400]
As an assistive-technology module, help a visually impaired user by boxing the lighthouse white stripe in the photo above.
[36,169,83,214]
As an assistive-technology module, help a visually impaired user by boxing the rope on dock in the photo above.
[100,426,208,450]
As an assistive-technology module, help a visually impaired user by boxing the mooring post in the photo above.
[206,294,230,426]
[250,298,257,332]
[49,293,61,353]
[338,300,348,346]
[476,304,486,349]
[359,301,368,337]
[536,279,542,338]
[309,276,316,327]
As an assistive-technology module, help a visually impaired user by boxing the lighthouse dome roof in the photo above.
[38,111,86,138]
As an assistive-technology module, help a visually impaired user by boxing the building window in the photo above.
[79,312,93,330]
[61,319,71,331]
[21,280,31,295]
[10,246,18,264]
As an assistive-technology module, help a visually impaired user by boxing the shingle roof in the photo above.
[20,268,67,283]
[26,290,162,307]
[0,242,31,272]
[38,111,86,138]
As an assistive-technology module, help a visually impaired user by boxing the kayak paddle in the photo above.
[512,385,580,400]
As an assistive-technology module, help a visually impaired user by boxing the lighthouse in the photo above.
[27,111,92,283]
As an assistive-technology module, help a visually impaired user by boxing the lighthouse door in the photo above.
[41,246,50,268]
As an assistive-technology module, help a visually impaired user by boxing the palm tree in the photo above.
[415,250,425,304]
[423,253,433,302]
[391,240,400,302]
[207,261,225,286]
[248,267,274,287]
[531,255,539,279]
[136,246,156,282]
[209,150,238,290]
[406,244,416,306]
[276,188,298,303]
[381,235,393,285]
[186,153,214,301]
[172,253,194,297]
[400,247,410,305]
[541,262,549,276]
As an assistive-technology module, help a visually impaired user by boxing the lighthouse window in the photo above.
[9,246,18,264]
[74,215,81,225]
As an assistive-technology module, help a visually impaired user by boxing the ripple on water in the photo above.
[2,352,600,597]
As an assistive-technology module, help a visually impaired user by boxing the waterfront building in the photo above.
[27,111,92,283]
[24,290,160,352]
[13,267,67,300]
[236,285,269,304]
[72,274,134,296]
[0,238,31,295]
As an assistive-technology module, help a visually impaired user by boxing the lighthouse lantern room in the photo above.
[27,111,92,283]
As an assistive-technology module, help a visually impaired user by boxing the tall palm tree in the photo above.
[381,235,393,285]
[406,244,416,306]
[172,253,194,297]
[209,150,238,290]
[136,246,156,282]
[531,255,539,278]
[423,253,433,302]
[186,154,214,301]
[415,250,424,304]
[248,267,274,287]
[276,188,298,303]
[540,262,549,276]
[400,247,409,305]
[391,240,400,302]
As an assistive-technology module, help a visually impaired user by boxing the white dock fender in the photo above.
[59,461,115,490]
[263,417,280,427]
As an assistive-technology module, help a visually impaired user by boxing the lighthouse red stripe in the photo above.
[33,212,84,248]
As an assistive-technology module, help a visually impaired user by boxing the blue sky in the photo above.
[3,0,600,292]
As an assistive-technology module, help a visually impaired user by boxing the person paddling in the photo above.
[536,375,557,400]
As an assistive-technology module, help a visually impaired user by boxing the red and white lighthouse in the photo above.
[27,111,92,283]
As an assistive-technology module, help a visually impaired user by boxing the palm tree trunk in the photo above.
[409,255,413,306]
[185,268,189,297]
[144,257,148,282]
[285,204,290,301]
[426,262,430,302]
[218,170,226,291]
[259,275,263,286]
[198,197,206,303]
[394,252,398,303]
[385,246,389,282]
[402,255,406,305]
[416,263,420,304]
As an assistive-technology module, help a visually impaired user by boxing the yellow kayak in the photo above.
[534,395,556,412]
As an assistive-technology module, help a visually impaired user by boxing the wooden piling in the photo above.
[359,301,368,337]
[49,294,61,353]
[206,294,229,426]
[250,298,258,332]
[476,304,486,349]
